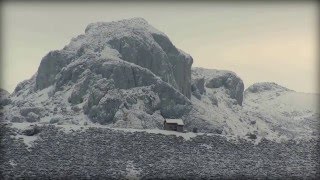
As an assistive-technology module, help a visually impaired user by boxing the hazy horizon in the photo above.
[1,2,318,93]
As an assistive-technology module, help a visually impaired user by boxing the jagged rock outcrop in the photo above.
[36,50,75,90]
[7,18,193,127]
[245,82,291,94]
[0,88,11,107]
[35,18,192,98]
[192,67,244,105]
[185,67,247,135]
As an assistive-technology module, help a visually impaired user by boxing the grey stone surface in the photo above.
[192,78,205,95]
[68,70,91,104]
[21,125,41,136]
[35,50,75,90]
[192,67,244,105]
[49,117,62,124]
[55,56,192,125]
[11,116,25,123]
[20,107,44,117]
[25,112,40,122]
[205,73,244,105]
[153,81,192,118]
[191,78,205,100]
[0,89,11,107]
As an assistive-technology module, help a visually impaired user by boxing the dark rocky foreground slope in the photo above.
[0,125,319,179]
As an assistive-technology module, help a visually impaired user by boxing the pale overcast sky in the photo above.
[1,2,318,93]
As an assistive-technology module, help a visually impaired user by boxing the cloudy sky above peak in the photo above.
[1,1,318,93]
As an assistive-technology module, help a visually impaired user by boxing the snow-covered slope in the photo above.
[243,82,319,141]
[189,69,319,141]
[188,67,252,137]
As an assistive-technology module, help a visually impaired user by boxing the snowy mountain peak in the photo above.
[5,18,194,131]
[84,17,163,36]
[245,82,292,94]
[60,17,193,98]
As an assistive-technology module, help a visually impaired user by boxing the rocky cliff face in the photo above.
[35,18,192,98]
